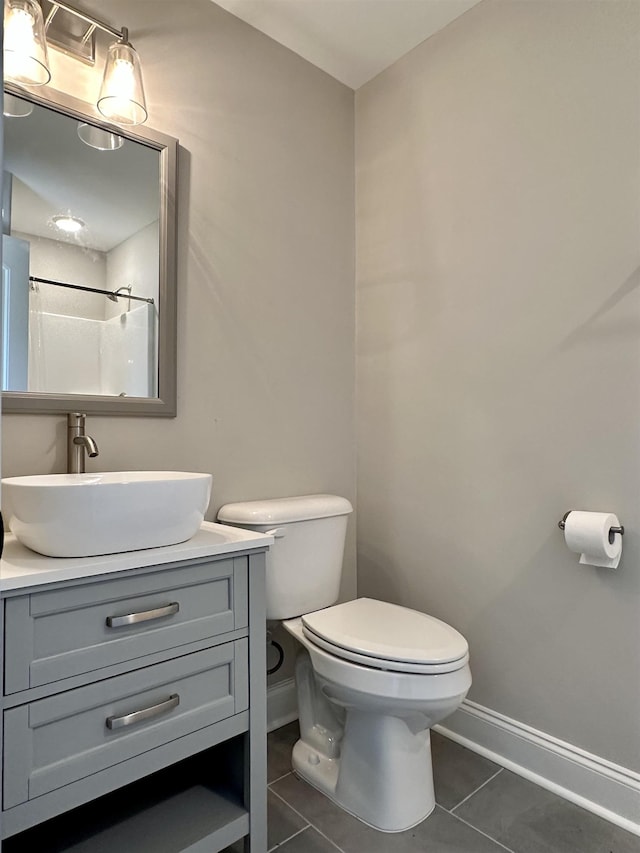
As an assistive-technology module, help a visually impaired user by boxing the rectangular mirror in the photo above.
[1,83,177,415]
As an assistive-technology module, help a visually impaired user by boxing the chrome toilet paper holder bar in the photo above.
[558,511,624,542]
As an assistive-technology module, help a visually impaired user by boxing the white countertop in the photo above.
[0,521,273,592]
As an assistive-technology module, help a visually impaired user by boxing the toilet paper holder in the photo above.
[558,511,624,543]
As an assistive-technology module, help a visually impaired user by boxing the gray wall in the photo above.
[356,0,640,772]
[1,0,357,643]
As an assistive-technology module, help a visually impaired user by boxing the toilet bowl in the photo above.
[284,600,471,831]
[217,495,472,832]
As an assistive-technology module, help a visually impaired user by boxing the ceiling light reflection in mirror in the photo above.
[50,214,85,233]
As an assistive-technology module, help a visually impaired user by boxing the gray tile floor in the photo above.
[255,721,640,853]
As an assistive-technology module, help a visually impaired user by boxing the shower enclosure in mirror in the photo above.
[1,85,177,415]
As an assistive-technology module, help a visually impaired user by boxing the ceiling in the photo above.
[212,0,482,89]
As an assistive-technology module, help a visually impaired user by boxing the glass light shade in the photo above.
[97,41,148,126]
[3,0,51,86]
[77,122,124,151]
[3,92,33,117]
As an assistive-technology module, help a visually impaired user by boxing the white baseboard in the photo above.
[267,677,298,733]
[435,699,640,837]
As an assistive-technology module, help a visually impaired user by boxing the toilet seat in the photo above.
[301,629,469,674]
[285,615,472,702]
[301,598,469,675]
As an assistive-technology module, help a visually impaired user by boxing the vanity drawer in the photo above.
[3,640,248,808]
[4,558,248,694]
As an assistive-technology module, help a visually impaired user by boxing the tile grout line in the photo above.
[268,770,294,787]
[270,762,513,853]
[266,782,310,850]
[446,809,517,853]
[267,824,310,851]
[268,785,346,853]
[450,768,503,813]
[270,779,515,853]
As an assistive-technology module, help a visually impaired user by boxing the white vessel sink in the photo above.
[1,471,212,558]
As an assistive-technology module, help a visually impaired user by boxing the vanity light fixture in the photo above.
[97,33,147,126]
[3,0,148,126]
[51,213,85,233]
[3,0,51,87]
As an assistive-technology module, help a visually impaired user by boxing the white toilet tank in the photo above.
[217,495,353,620]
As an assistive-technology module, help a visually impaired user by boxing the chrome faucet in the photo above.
[67,413,99,474]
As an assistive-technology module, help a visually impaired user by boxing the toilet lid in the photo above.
[301,598,468,671]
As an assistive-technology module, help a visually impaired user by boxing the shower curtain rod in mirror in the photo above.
[29,275,155,305]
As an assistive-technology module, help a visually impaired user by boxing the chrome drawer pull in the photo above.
[106,602,179,628]
[106,693,180,730]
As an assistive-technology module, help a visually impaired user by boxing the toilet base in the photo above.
[292,712,436,833]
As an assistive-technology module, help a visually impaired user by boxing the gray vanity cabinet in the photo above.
[0,549,268,853]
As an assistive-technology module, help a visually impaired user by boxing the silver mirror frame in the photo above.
[2,82,178,416]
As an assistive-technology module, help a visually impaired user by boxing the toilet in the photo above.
[217,494,471,833]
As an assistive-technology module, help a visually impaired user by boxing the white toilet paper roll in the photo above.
[563,511,622,569]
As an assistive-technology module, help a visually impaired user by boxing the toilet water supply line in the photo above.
[266,630,284,675]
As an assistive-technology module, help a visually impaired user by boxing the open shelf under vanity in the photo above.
[5,743,249,853]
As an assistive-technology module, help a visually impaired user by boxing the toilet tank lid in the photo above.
[218,494,353,525]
